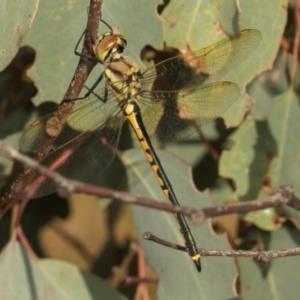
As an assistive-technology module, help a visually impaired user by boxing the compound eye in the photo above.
[114,34,127,48]
[95,35,117,62]
[99,35,116,52]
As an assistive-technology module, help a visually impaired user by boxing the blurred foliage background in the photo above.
[1,0,300,299]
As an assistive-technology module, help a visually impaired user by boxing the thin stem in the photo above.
[143,232,300,263]
[1,144,300,224]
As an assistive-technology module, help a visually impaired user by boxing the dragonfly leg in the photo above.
[74,29,98,62]
[63,72,106,102]
[84,84,108,103]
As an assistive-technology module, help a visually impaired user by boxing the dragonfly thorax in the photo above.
[92,30,143,104]
[93,32,127,63]
[105,57,143,103]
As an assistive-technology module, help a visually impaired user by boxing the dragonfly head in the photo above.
[93,32,127,63]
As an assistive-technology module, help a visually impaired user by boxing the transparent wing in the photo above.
[17,91,124,197]
[19,91,122,153]
[140,82,239,144]
[141,29,262,91]
[138,29,261,144]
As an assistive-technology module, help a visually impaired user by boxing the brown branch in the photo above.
[143,232,300,263]
[0,143,198,216]
[292,0,300,83]
[202,185,300,217]
[16,225,38,259]
[125,276,158,285]
[134,245,151,300]
[62,1,103,102]
[1,144,300,225]
[108,243,138,289]
[0,0,103,218]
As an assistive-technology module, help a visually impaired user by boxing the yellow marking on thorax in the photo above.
[105,57,142,104]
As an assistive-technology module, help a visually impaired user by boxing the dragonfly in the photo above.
[15,20,261,272]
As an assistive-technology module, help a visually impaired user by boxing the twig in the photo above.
[1,144,300,225]
[62,0,103,102]
[0,143,200,217]
[109,243,138,288]
[143,232,300,263]
[125,276,158,285]
[201,185,300,217]
[133,245,151,300]
[16,225,38,259]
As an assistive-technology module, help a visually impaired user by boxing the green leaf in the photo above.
[121,149,237,299]
[210,178,235,206]
[161,0,286,127]
[249,48,293,121]
[239,225,300,300]
[268,89,300,225]
[220,88,300,229]
[0,239,123,300]
[0,0,39,71]
[220,119,275,200]
[248,79,274,120]
[219,119,279,230]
